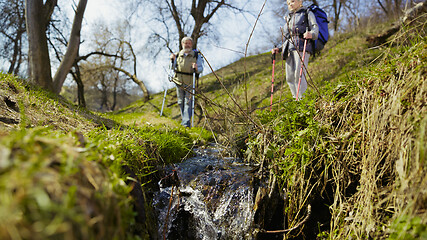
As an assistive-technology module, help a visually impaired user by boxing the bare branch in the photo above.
[377,0,389,15]
[43,0,58,30]
[77,51,124,62]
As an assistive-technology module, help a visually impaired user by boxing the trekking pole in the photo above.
[160,59,174,116]
[191,66,196,128]
[269,50,276,112]
[160,89,167,116]
[296,28,308,101]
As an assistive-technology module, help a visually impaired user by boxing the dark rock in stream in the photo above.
[159,170,180,188]
[153,144,286,240]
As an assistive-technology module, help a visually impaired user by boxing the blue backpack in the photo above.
[306,4,329,55]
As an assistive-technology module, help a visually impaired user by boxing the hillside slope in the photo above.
[242,17,426,239]
[0,74,213,239]
[0,13,425,239]
[122,15,426,239]
[121,27,384,132]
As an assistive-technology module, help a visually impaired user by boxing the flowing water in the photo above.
[153,144,257,240]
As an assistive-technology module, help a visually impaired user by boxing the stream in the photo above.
[153,144,259,240]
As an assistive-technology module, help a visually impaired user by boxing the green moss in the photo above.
[0,127,136,239]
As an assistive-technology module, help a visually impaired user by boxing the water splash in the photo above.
[153,144,256,240]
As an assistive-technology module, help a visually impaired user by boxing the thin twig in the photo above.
[198,51,261,129]
[244,0,267,113]
[260,204,311,234]
[208,41,245,55]
[163,186,175,240]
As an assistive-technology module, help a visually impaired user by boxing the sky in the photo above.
[70,0,282,94]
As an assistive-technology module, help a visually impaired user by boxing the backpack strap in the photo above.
[305,6,316,57]
[193,49,201,80]
[175,71,193,76]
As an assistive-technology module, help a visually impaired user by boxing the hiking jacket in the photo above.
[173,49,204,86]
[282,7,319,56]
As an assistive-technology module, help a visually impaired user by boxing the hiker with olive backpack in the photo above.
[169,36,204,127]
[272,0,327,101]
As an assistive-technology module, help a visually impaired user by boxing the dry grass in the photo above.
[242,16,426,239]
[314,22,427,238]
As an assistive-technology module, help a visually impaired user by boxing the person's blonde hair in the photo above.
[181,36,193,44]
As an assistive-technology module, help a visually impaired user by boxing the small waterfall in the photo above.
[153,144,257,240]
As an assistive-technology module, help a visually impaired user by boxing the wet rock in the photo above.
[154,144,257,239]
[159,170,180,188]
[253,173,285,240]
[208,178,216,186]
[168,206,198,240]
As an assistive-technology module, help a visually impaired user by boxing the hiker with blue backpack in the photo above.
[272,0,328,100]
[170,36,204,127]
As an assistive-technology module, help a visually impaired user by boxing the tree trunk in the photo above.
[99,77,110,111]
[53,0,87,94]
[25,0,54,91]
[377,0,389,15]
[111,75,118,111]
[14,41,23,75]
[26,0,86,95]
[71,62,86,108]
[8,34,20,74]
[76,78,86,107]
[333,0,342,31]
[8,14,25,74]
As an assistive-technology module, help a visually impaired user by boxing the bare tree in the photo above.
[25,0,87,94]
[131,0,251,54]
[97,73,112,111]
[331,0,344,31]
[88,21,151,101]
[0,0,26,75]
[111,40,150,101]
[376,0,408,18]
[65,51,123,108]
[79,56,134,112]
[272,0,407,33]
[70,60,86,107]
